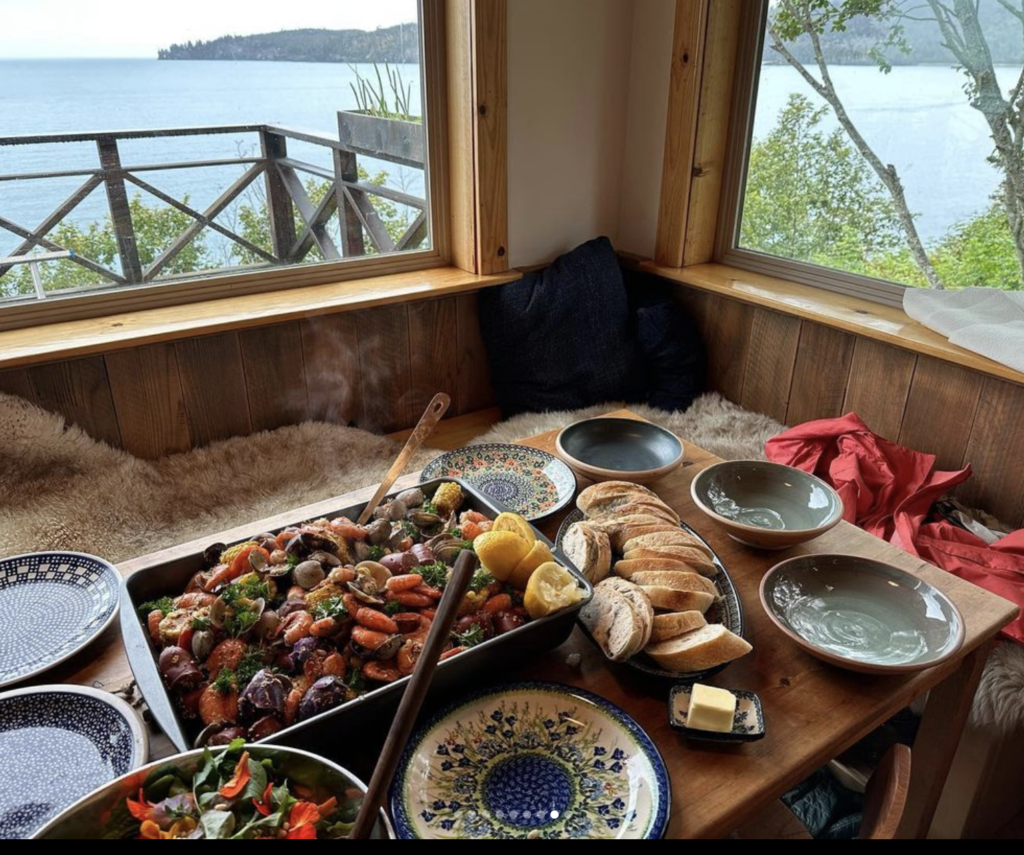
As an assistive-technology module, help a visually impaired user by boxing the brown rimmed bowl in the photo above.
[760,554,965,675]
[690,461,844,550]
[555,418,684,485]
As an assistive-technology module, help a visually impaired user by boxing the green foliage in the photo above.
[349,62,418,122]
[740,95,904,270]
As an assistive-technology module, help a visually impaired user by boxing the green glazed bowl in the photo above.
[690,461,844,550]
[760,554,965,675]
[32,745,394,840]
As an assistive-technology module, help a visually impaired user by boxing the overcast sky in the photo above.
[0,0,418,58]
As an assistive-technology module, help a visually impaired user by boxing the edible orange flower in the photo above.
[285,802,322,840]
[317,797,338,818]
[139,817,198,840]
[127,789,157,823]
[252,781,275,817]
[219,751,251,799]
[139,821,162,840]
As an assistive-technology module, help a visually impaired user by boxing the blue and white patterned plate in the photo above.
[390,682,670,839]
[669,685,766,744]
[420,444,577,521]
[0,685,148,839]
[0,552,121,689]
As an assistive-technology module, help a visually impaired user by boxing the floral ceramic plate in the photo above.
[420,444,577,522]
[390,682,670,840]
[0,685,148,839]
[557,511,745,683]
[0,552,121,689]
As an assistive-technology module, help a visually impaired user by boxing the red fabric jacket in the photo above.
[766,413,1024,643]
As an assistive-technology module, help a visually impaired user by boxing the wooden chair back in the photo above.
[859,744,912,839]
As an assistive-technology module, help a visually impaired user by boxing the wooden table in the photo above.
[43,410,1018,839]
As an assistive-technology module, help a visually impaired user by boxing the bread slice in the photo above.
[622,531,714,559]
[640,586,715,614]
[650,611,708,644]
[600,578,653,655]
[610,525,685,553]
[584,514,673,535]
[561,522,612,584]
[615,557,718,580]
[623,546,718,576]
[579,586,645,662]
[645,624,752,672]
[577,481,659,515]
[625,570,718,597]
[593,501,679,525]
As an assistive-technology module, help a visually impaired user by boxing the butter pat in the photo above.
[687,684,737,734]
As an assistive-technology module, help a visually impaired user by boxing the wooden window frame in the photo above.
[0,0,508,333]
[654,0,910,309]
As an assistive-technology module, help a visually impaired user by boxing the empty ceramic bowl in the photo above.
[760,554,965,675]
[690,461,844,550]
[556,418,684,485]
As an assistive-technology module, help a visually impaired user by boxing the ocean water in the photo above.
[0,59,1018,255]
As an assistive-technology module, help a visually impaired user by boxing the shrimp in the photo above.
[327,566,357,586]
[310,618,339,639]
[330,518,368,541]
[351,626,392,652]
[354,608,399,635]
[412,585,442,601]
[203,564,237,592]
[146,610,163,644]
[362,661,401,684]
[482,594,513,616]
[397,638,424,676]
[282,611,314,646]
[385,574,423,593]
[393,591,434,609]
[198,685,239,727]
[284,689,303,727]
[205,639,247,679]
[323,652,347,678]
[304,651,327,684]
[175,592,217,610]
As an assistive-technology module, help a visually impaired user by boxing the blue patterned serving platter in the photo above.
[669,685,766,744]
[0,552,121,689]
[420,444,577,521]
[390,681,670,840]
[557,511,745,683]
[0,685,148,839]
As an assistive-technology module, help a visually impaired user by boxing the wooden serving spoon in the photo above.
[356,392,451,526]
[350,548,480,839]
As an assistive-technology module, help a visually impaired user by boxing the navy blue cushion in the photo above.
[478,237,640,417]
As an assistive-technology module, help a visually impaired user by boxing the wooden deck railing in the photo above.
[0,123,428,295]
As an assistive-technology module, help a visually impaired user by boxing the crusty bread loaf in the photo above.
[622,546,717,576]
[624,570,718,597]
[649,611,708,644]
[622,531,714,559]
[561,522,612,584]
[577,481,659,515]
[601,578,653,652]
[584,514,673,535]
[615,558,718,580]
[640,586,715,614]
[579,585,646,662]
[645,625,752,672]
[610,524,684,553]
[590,501,680,526]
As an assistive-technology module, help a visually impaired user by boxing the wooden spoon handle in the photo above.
[350,549,480,839]
[357,393,451,526]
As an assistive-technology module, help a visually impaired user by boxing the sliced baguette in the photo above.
[577,481,659,515]
[600,578,654,655]
[610,524,684,553]
[561,522,612,584]
[644,624,752,672]
[622,531,714,559]
[625,570,718,597]
[640,586,715,614]
[579,586,645,663]
[584,514,674,535]
[615,556,718,580]
[623,546,718,576]
[589,501,680,525]
[650,611,708,644]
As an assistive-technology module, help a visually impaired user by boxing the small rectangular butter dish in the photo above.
[670,685,766,744]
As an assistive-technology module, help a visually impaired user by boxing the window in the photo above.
[722,0,1024,304]
[0,0,445,314]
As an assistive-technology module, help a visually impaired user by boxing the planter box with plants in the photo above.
[339,63,424,168]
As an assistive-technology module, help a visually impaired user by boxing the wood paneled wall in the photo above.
[0,293,494,459]
[673,284,1024,531]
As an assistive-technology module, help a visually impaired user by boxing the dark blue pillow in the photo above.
[478,237,640,417]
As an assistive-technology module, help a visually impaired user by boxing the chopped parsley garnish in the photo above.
[221,577,271,606]
[212,668,237,695]
[236,647,269,688]
[346,667,364,693]
[225,607,260,638]
[469,569,496,593]
[455,624,486,649]
[286,553,301,569]
[190,616,211,632]
[400,520,419,538]
[368,545,387,562]
[312,596,348,622]
[139,597,175,617]
[421,500,439,515]
[383,600,403,616]
[419,561,450,590]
